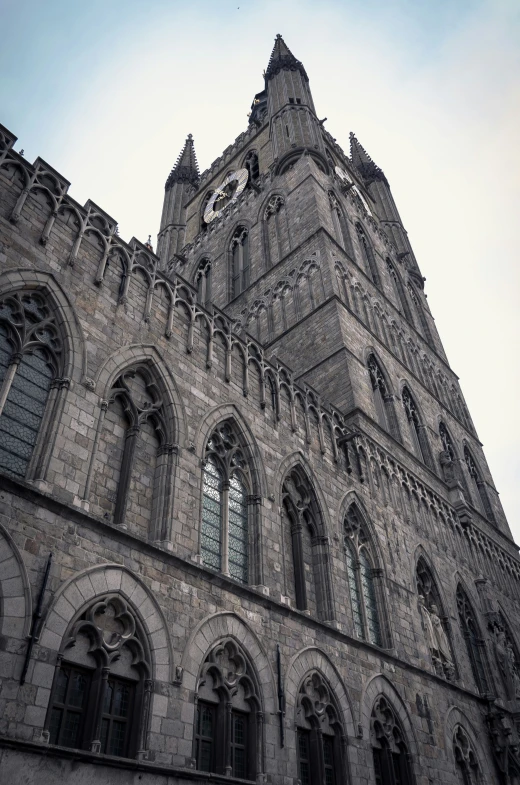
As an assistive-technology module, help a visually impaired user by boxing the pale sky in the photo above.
[1,0,519,541]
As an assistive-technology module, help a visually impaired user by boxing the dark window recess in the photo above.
[100,677,134,757]
[298,729,311,785]
[195,702,216,772]
[231,711,247,779]
[49,665,91,749]
[323,735,336,785]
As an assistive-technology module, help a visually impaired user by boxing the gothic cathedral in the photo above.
[0,35,518,785]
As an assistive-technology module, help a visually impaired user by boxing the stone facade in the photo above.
[0,35,519,785]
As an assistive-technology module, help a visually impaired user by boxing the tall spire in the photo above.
[265,34,308,82]
[165,134,199,190]
[349,132,387,185]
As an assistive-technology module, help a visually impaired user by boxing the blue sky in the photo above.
[1,0,519,538]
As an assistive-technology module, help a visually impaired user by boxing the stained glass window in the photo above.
[360,550,382,646]
[201,457,223,571]
[0,347,53,477]
[345,541,364,638]
[228,474,248,583]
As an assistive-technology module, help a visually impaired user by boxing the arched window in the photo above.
[93,365,174,541]
[402,386,431,465]
[264,195,287,268]
[282,466,333,620]
[201,422,252,584]
[416,559,456,680]
[370,696,414,785]
[244,150,259,184]
[439,422,455,461]
[456,586,489,695]
[385,259,413,323]
[463,447,495,523]
[328,192,352,256]
[453,726,482,785]
[194,638,261,780]
[367,354,397,438]
[0,290,64,479]
[231,227,250,298]
[45,594,151,757]
[407,283,434,347]
[356,223,380,286]
[344,505,383,646]
[296,671,345,785]
[195,258,212,308]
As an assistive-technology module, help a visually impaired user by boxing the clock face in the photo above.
[203,168,249,224]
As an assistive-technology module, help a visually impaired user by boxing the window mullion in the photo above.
[0,352,21,417]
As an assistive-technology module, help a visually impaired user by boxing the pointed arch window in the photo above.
[402,386,430,465]
[453,726,482,784]
[45,594,151,757]
[439,422,455,461]
[296,672,345,785]
[385,258,414,323]
[463,447,495,523]
[344,505,383,646]
[244,150,259,183]
[231,227,250,298]
[407,283,434,347]
[201,422,252,584]
[370,696,414,785]
[367,355,397,438]
[456,586,489,695]
[0,290,65,479]
[282,466,334,620]
[195,258,212,308]
[356,224,380,286]
[93,365,174,541]
[264,195,287,268]
[328,192,352,256]
[416,559,456,680]
[194,638,262,780]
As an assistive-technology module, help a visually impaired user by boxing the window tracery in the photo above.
[194,638,261,780]
[344,505,383,646]
[231,227,250,298]
[456,586,489,695]
[416,559,455,680]
[0,290,64,478]
[453,726,482,784]
[201,422,251,583]
[46,594,151,758]
[296,671,344,785]
[370,696,414,785]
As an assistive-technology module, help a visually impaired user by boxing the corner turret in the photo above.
[157,134,199,267]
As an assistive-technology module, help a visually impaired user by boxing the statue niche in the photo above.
[416,560,455,681]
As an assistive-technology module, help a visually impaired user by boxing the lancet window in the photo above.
[453,726,482,785]
[231,227,250,298]
[463,447,495,523]
[370,696,414,785]
[0,290,64,479]
[264,195,287,267]
[456,586,489,695]
[282,466,333,620]
[385,259,413,323]
[402,386,430,465]
[244,150,259,183]
[356,224,381,286]
[328,192,352,256]
[94,365,173,541]
[344,505,383,646]
[201,422,252,583]
[416,559,455,680]
[194,638,261,780]
[296,671,345,785]
[45,595,151,758]
[195,258,212,308]
[367,355,396,438]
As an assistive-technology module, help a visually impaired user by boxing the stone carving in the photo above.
[417,561,455,681]
[489,615,520,700]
